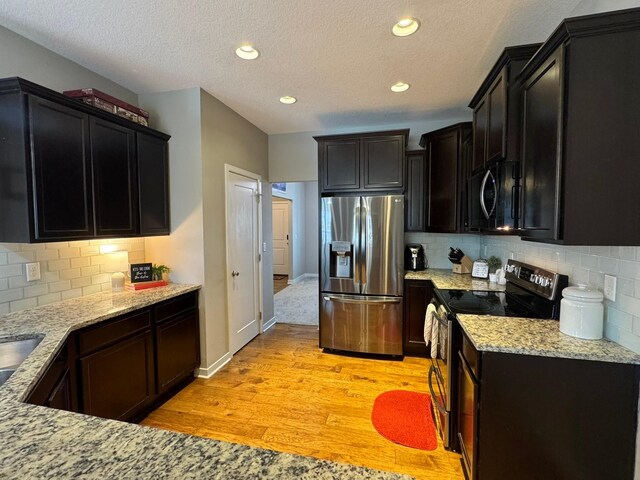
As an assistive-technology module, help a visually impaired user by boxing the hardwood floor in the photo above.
[273,274,289,294]
[141,324,463,480]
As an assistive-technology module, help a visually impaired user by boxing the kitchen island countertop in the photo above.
[0,285,410,480]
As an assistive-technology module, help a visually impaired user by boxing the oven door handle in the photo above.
[428,366,447,415]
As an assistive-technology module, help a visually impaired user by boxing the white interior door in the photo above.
[272,200,290,276]
[226,169,261,355]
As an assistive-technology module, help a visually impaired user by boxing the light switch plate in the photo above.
[26,262,41,282]
[604,274,617,301]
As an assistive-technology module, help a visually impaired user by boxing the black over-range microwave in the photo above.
[467,161,519,232]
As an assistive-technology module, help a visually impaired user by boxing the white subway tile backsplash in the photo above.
[479,235,640,354]
[0,239,146,315]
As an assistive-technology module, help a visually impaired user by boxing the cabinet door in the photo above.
[403,280,433,356]
[486,69,507,163]
[29,96,93,240]
[362,135,404,190]
[405,151,427,232]
[80,329,155,421]
[521,48,563,240]
[320,139,360,191]
[137,133,170,235]
[156,309,200,394]
[427,131,459,233]
[90,117,138,236]
[471,99,487,173]
[25,343,78,412]
[458,353,479,480]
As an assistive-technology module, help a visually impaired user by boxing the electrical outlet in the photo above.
[263,242,267,252]
[25,262,41,282]
[604,274,617,301]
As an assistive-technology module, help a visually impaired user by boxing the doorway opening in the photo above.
[270,181,319,326]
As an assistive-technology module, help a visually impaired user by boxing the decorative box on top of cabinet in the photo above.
[419,123,472,233]
[517,8,640,245]
[468,44,541,174]
[0,77,171,242]
[315,129,409,194]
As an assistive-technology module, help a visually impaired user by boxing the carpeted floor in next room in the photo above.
[274,276,319,326]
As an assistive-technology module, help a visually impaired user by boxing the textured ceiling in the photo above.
[0,0,585,134]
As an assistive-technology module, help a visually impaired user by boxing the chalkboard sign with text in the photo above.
[130,263,153,283]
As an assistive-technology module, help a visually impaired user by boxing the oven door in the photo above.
[428,303,453,448]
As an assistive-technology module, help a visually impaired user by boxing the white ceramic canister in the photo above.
[559,285,604,340]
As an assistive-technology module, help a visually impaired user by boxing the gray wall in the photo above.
[0,25,137,105]
[304,182,319,274]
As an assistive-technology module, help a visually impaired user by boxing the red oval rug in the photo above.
[371,390,438,450]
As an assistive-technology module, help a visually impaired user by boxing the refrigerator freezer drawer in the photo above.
[320,294,403,355]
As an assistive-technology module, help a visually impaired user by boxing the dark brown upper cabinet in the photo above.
[315,129,409,194]
[90,117,138,237]
[468,44,541,174]
[0,77,171,242]
[137,132,171,236]
[404,149,427,232]
[518,8,640,245]
[420,123,472,233]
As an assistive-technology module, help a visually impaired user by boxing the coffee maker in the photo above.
[404,244,427,271]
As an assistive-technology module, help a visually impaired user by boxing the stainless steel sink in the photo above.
[0,337,43,386]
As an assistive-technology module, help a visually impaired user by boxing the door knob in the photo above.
[232,270,240,277]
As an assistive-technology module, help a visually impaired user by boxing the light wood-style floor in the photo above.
[141,324,463,480]
[273,274,289,294]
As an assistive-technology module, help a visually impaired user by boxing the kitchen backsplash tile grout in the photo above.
[405,232,640,354]
[0,238,146,315]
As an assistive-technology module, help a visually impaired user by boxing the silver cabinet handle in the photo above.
[231,270,240,277]
[322,295,401,304]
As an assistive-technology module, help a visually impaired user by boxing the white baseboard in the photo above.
[289,272,319,284]
[197,352,232,378]
[263,315,277,332]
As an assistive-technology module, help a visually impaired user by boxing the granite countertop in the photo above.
[405,269,640,365]
[0,285,410,480]
[457,315,640,365]
[405,268,505,291]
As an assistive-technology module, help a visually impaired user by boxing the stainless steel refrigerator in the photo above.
[319,195,404,355]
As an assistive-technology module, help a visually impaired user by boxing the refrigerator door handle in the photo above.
[359,197,367,292]
[354,200,361,287]
[323,295,401,304]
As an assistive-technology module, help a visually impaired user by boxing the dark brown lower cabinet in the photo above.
[26,291,200,423]
[403,280,434,356]
[156,310,200,394]
[80,329,155,421]
[458,331,640,480]
[26,342,78,412]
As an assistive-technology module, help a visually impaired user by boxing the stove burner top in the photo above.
[436,288,549,319]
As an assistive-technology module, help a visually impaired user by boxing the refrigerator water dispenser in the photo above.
[330,241,353,278]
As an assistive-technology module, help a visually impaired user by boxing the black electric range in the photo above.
[434,259,569,320]
[428,260,568,452]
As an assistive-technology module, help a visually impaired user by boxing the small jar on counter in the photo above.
[559,285,604,340]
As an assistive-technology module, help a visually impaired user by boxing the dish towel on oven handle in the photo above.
[424,303,439,359]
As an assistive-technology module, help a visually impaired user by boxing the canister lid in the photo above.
[562,284,604,302]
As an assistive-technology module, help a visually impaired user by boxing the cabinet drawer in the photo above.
[462,333,480,378]
[77,309,151,355]
[155,292,198,324]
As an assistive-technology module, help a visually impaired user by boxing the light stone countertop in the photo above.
[405,268,506,291]
[405,269,640,365]
[0,285,411,480]
[457,315,640,364]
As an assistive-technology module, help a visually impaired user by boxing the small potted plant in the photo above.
[487,256,502,283]
[152,264,170,282]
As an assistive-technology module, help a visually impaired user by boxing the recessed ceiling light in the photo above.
[279,96,297,104]
[391,82,410,93]
[235,45,259,60]
[392,17,420,37]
